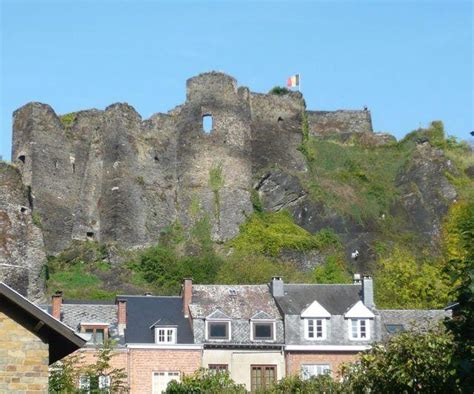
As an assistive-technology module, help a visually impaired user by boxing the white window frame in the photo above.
[250,320,276,341]
[205,320,231,341]
[154,327,177,344]
[301,364,332,380]
[349,318,370,340]
[304,318,327,340]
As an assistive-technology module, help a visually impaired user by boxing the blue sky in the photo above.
[0,0,472,161]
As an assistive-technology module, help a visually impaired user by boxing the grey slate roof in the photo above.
[60,303,118,331]
[380,309,451,335]
[189,285,281,320]
[119,295,194,344]
[275,284,362,315]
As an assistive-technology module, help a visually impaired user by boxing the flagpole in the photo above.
[299,73,301,93]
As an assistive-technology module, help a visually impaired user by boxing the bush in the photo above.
[165,369,246,393]
[269,86,291,96]
[267,374,343,393]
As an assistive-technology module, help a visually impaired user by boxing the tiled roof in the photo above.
[189,285,281,320]
[379,309,451,335]
[60,304,118,331]
[275,284,362,315]
[119,296,194,344]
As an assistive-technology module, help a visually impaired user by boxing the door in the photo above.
[152,371,180,393]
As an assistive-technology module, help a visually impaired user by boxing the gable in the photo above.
[301,300,331,318]
[206,309,231,320]
[251,311,274,320]
[344,301,375,318]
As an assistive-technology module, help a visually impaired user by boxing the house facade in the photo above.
[185,280,285,391]
[0,283,85,393]
[50,276,450,393]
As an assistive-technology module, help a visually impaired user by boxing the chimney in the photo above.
[362,276,374,309]
[117,299,127,336]
[51,291,63,320]
[271,277,284,297]
[353,273,361,284]
[182,278,192,318]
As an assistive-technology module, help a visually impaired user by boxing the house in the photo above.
[271,276,382,379]
[52,290,201,393]
[0,282,86,393]
[184,279,286,392]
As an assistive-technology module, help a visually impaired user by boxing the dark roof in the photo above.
[379,309,451,335]
[189,285,281,320]
[0,282,86,364]
[60,304,118,331]
[119,295,194,344]
[274,284,362,315]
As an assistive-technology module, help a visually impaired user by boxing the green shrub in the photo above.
[269,86,291,96]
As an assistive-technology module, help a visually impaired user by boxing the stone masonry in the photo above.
[0,310,49,393]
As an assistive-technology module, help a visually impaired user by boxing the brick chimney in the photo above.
[362,276,374,309]
[51,291,63,320]
[116,298,127,336]
[182,278,192,318]
[271,277,284,297]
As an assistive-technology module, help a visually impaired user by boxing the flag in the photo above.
[287,74,300,88]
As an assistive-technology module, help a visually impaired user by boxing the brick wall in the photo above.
[0,310,49,393]
[286,352,359,379]
[128,349,201,393]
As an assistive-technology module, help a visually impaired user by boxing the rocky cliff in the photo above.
[2,72,465,300]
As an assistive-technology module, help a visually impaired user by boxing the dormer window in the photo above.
[251,321,275,341]
[80,323,109,345]
[155,327,177,344]
[207,321,230,340]
[305,319,327,340]
[349,319,370,340]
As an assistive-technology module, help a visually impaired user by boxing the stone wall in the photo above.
[0,310,49,393]
[9,72,374,259]
[307,110,373,136]
[0,163,45,302]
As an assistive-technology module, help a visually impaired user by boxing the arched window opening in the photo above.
[20,207,28,214]
[277,116,283,123]
[202,115,213,134]
[18,155,26,164]
[86,232,94,240]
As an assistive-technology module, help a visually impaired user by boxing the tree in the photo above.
[443,200,474,392]
[374,247,451,309]
[165,368,246,393]
[49,339,128,393]
[341,326,460,393]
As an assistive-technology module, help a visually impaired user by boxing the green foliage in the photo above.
[443,200,474,391]
[341,326,460,393]
[267,374,343,393]
[135,175,145,186]
[250,189,263,213]
[166,368,246,393]
[59,112,77,129]
[269,86,291,96]
[32,210,42,227]
[313,254,351,284]
[374,248,451,309]
[49,353,84,393]
[229,211,339,257]
[298,111,316,162]
[401,120,446,149]
[209,161,225,225]
[216,253,306,284]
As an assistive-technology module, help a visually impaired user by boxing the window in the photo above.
[202,114,213,133]
[208,364,228,373]
[85,328,105,344]
[385,324,405,334]
[79,375,110,392]
[349,319,370,340]
[251,322,275,341]
[207,321,230,340]
[153,371,180,394]
[305,319,326,340]
[155,327,176,344]
[301,364,331,380]
[251,365,276,391]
